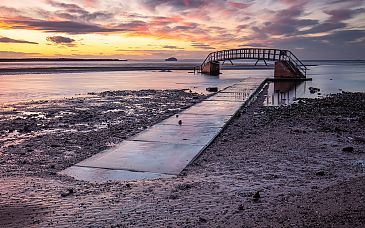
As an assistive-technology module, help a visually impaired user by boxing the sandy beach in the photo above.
[0,88,364,227]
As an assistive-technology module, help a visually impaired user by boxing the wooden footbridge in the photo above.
[194,48,307,78]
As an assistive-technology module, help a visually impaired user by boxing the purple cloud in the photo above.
[162,45,184,49]
[46,36,76,46]
[8,20,120,34]
[191,42,215,49]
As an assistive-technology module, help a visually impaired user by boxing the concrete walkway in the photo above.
[60,77,266,182]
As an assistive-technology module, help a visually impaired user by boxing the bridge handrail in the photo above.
[284,51,307,76]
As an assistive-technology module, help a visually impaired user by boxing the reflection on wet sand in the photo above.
[265,81,305,106]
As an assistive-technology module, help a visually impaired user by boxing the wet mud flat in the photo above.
[0,89,205,177]
[0,91,364,227]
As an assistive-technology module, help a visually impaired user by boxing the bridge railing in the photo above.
[202,48,284,64]
[195,48,307,77]
[282,50,307,76]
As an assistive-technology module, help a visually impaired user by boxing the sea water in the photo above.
[0,60,364,105]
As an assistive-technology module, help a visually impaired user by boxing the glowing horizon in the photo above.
[0,0,364,60]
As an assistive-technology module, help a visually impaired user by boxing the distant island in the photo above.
[165,57,177,61]
[0,58,128,62]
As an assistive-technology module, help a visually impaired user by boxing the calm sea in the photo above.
[0,60,364,105]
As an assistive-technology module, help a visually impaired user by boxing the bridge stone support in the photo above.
[201,61,220,76]
[274,60,304,78]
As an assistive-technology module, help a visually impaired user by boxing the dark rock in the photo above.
[126,183,131,188]
[178,120,182,125]
[253,191,260,201]
[206,87,218,92]
[23,125,31,132]
[354,137,365,143]
[316,171,325,176]
[60,188,74,197]
[198,217,207,223]
[342,146,354,153]
[169,194,178,199]
[238,205,244,211]
[309,87,320,94]
[165,57,177,61]
[51,144,62,148]
[176,183,191,190]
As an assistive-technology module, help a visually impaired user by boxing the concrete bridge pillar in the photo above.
[201,61,220,76]
[274,60,303,78]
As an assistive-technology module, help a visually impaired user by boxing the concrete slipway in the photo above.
[60,77,266,182]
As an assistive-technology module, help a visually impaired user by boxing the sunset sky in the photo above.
[0,0,364,60]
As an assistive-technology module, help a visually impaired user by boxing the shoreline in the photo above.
[0,90,364,227]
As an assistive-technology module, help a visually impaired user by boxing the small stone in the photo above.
[354,137,365,143]
[169,194,178,199]
[176,114,179,118]
[342,146,354,153]
[60,192,69,197]
[126,183,131,188]
[23,125,32,133]
[253,191,260,201]
[238,205,244,211]
[178,120,182,125]
[60,188,74,197]
[316,171,325,176]
[199,217,207,223]
[206,87,218,92]
[51,144,61,148]
[176,183,191,190]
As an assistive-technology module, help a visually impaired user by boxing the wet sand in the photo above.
[0,89,206,176]
[0,89,364,227]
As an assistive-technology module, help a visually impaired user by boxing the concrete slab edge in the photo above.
[182,79,269,170]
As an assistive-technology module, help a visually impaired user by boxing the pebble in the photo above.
[253,191,260,201]
[316,171,325,176]
[342,146,354,153]
[60,188,74,197]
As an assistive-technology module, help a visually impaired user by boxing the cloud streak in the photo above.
[0,36,38,44]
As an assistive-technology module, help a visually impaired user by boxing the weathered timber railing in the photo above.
[194,48,307,77]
